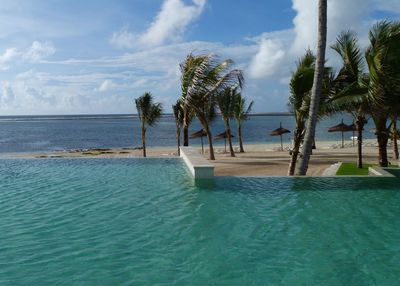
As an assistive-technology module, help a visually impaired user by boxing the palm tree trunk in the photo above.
[227,127,235,157]
[288,148,300,176]
[183,107,189,146]
[341,131,344,148]
[238,122,244,153]
[204,124,215,160]
[373,116,389,167]
[224,119,235,157]
[295,0,327,175]
[377,132,389,167]
[141,127,146,157]
[288,142,300,176]
[183,125,189,146]
[176,127,181,156]
[392,117,399,160]
[288,127,303,176]
[356,120,363,168]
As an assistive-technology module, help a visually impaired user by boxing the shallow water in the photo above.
[0,158,399,285]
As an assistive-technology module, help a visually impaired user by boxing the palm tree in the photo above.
[217,87,237,157]
[295,0,327,175]
[135,92,163,157]
[330,31,369,168]
[288,50,315,175]
[179,53,202,146]
[233,92,253,153]
[365,21,400,167]
[186,77,217,159]
[172,100,184,156]
[288,50,336,175]
[180,53,244,160]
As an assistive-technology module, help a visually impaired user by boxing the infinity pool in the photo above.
[0,158,399,285]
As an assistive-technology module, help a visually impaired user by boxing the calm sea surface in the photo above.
[0,114,377,153]
[0,158,399,285]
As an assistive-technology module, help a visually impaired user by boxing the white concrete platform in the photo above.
[180,147,214,179]
[368,167,395,177]
[322,162,342,176]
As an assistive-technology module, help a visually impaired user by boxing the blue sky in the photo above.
[0,0,399,115]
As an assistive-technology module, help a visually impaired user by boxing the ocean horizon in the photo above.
[0,113,377,154]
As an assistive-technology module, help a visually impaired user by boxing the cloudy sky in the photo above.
[0,0,399,115]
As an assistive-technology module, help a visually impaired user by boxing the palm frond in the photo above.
[135,92,163,129]
[366,20,400,111]
[180,52,244,127]
[331,30,365,83]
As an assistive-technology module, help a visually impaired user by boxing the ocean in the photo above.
[0,114,377,153]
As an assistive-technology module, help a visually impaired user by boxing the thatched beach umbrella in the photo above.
[328,120,354,148]
[190,129,207,154]
[215,131,234,153]
[270,122,290,151]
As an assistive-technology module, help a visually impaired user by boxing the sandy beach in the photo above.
[6,139,396,176]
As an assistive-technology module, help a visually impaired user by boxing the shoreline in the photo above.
[0,139,396,177]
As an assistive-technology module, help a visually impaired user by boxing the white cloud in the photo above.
[291,0,318,55]
[110,0,206,49]
[291,0,374,56]
[0,41,55,71]
[0,81,15,106]
[249,38,285,79]
[248,0,397,81]
[0,48,18,63]
[97,79,118,92]
[110,27,137,49]
[23,41,55,62]
[0,48,19,70]
[139,0,205,47]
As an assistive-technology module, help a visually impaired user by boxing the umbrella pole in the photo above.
[352,130,355,147]
[224,138,226,153]
[201,136,204,154]
[341,131,344,148]
[280,135,283,151]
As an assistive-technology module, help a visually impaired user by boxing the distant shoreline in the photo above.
[0,112,294,119]
[0,138,371,157]
[0,140,383,177]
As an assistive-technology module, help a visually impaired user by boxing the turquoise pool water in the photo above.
[0,158,399,285]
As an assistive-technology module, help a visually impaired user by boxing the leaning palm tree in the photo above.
[295,0,328,175]
[217,86,237,157]
[135,92,163,157]
[181,53,244,160]
[330,30,369,168]
[179,53,202,146]
[288,50,315,175]
[365,20,400,167]
[233,92,253,153]
[172,99,184,156]
[288,50,336,175]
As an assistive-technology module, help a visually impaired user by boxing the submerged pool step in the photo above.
[180,147,214,179]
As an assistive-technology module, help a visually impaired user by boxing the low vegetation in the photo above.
[336,163,372,176]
